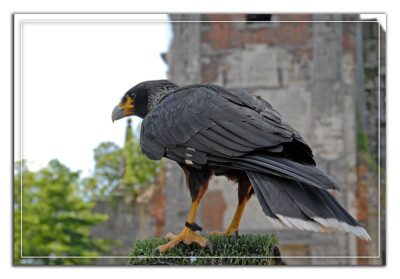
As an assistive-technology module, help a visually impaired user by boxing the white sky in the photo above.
[360,13,386,31]
[15,14,171,175]
[13,13,387,177]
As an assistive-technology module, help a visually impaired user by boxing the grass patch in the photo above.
[129,233,280,265]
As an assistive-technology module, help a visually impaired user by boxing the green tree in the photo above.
[81,141,123,200]
[121,119,162,194]
[14,120,162,265]
[14,160,114,265]
[86,120,163,201]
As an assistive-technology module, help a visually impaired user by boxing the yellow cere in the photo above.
[123,95,135,116]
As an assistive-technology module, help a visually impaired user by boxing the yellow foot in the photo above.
[153,227,213,254]
[211,228,239,241]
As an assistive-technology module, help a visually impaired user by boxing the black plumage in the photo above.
[112,80,370,251]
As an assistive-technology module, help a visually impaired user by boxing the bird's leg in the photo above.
[211,182,253,238]
[155,193,211,253]
[213,197,249,237]
[153,168,212,254]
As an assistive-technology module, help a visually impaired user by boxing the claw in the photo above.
[152,246,160,256]
[234,230,239,242]
[206,241,214,254]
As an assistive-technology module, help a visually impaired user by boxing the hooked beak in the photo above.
[112,94,135,122]
[111,104,126,123]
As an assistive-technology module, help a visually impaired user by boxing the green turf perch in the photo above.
[129,234,282,265]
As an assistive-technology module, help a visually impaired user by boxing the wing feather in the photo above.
[140,84,313,165]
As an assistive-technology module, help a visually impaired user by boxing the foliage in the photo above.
[82,141,123,200]
[86,120,163,201]
[121,120,162,191]
[14,119,163,265]
[129,234,279,265]
[356,123,386,178]
[14,160,116,265]
[357,124,370,154]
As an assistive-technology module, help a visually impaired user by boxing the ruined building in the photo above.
[161,14,385,265]
[90,14,385,266]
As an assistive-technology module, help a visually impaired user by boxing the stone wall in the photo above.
[355,20,386,265]
[90,198,140,265]
[163,14,383,265]
[88,14,385,266]
[90,183,162,265]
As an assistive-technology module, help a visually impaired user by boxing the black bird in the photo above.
[112,80,370,253]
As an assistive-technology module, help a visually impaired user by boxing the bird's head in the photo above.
[112,79,178,122]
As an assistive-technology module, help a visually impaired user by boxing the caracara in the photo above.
[112,80,370,253]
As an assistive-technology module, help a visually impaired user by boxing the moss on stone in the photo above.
[357,124,370,153]
[357,123,385,178]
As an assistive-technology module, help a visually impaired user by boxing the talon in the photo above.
[165,232,176,240]
[152,247,160,256]
[206,241,214,254]
[234,230,239,242]
[154,227,210,253]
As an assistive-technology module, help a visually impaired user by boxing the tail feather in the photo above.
[208,153,339,191]
[246,170,371,241]
[248,171,327,232]
[247,176,287,229]
[242,154,340,191]
[208,153,370,241]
